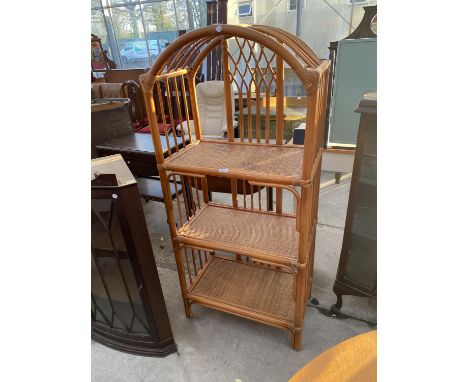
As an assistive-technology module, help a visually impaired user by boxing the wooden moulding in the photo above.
[140,24,329,350]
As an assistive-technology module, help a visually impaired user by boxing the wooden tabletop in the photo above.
[289,330,377,382]
[95,133,183,154]
[236,102,307,119]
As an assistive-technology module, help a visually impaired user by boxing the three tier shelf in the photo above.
[140,24,330,350]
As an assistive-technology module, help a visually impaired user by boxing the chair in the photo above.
[177,80,238,139]
[91,81,140,124]
[91,100,133,159]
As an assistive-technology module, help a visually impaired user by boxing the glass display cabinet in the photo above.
[91,154,176,356]
[332,91,377,314]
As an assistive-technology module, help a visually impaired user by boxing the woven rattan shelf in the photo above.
[188,256,295,329]
[178,203,298,266]
[141,24,330,350]
[164,140,304,185]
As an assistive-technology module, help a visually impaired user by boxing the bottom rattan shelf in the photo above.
[188,255,296,331]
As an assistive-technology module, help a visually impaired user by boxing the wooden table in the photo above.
[235,101,307,142]
[96,133,183,201]
[96,133,182,176]
[289,330,377,382]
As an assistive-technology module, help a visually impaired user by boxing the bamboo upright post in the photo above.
[139,73,192,318]
[187,72,202,140]
[276,55,285,214]
[221,37,234,141]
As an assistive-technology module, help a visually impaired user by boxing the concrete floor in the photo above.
[92,172,376,382]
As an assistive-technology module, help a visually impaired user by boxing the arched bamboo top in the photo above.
[140,24,326,94]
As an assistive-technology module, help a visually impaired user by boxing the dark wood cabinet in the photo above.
[91,154,176,356]
[332,91,377,313]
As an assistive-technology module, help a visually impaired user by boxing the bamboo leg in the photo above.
[140,80,192,319]
[185,301,193,318]
[231,178,242,261]
[293,328,303,351]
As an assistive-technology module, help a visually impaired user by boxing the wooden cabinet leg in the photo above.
[330,294,343,315]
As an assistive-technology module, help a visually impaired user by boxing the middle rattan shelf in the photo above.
[177,203,299,266]
[163,140,304,185]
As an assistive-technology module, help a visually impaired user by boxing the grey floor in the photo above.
[92,171,376,382]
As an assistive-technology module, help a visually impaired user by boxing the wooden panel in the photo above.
[333,91,377,304]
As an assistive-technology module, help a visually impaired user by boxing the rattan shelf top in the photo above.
[177,204,299,266]
[163,140,304,185]
[189,256,295,325]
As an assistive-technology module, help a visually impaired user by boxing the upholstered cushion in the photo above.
[136,123,170,135]
[176,119,238,139]
[196,81,236,136]
[159,114,170,123]
[175,81,237,138]
[100,83,126,99]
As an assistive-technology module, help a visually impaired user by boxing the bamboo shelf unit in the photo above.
[140,24,330,350]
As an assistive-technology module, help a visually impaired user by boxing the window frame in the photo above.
[288,0,306,13]
[237,2,253,17]
[347,0,368,5]
[91,0,205,69]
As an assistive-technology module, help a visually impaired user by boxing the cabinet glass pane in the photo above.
[91,198,149,334]
[344,234,377,290]
[351,206,376,241]
[359,155,377,186]
[364,123,377,156]
[357,182,376,210]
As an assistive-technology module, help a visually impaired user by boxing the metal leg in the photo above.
[334,172,343,184]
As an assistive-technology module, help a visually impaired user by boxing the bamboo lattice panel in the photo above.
[178,204,299,265]
[189,256,295,324]
[164,141,304,183]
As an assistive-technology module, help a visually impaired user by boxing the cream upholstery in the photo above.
[177,81,238,139]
